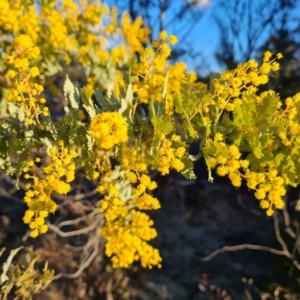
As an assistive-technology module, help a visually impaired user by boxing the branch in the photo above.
[47,221,98,237]
[273,211,292,257]
[201,243,287,262]
[282,199,297,239]
[53,236,100,279]
[202,209,300,271]
[56,210,99,229]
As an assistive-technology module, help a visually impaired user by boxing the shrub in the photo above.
[0,0,299,297]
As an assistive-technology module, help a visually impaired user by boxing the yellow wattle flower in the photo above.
[90,112,128,149]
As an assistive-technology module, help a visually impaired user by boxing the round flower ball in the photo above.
[90,112,128,149]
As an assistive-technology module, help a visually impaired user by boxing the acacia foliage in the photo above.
[0,0,300,285]
[0,247,53,299]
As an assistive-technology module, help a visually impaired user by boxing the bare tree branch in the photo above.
[56,210,99,229]
[273,211,291,256]
[53,235,100,280]
[213,0,298,67]
[47,219,99,237]
[283,198,297,239]
[202,206,300,272]
[201,243,287,262]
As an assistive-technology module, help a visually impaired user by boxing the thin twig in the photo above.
[64,236,95,252]
[47,221,98,237]
[294,222,300,256]
[72,188,98,201]
[53,236,100,279]
[202,244,287,262]
[273,211,292,257]
[202,209,300,271]
[283,198,297,239]
[59,196,96,213]
[56,210,99,228]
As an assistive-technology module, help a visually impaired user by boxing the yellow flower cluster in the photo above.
[110,45,127,64]
[164,62,197,115]
[157,134,186,175]
[130,30,183,106]
[101,209,161,269]
[6,34,49,126]
[80,1,103,26]
[41,7,70,50]
[0,0,157,106]
[207,136,245,187]
[19,4,40,43]
[73,2,112,66]
[121,12,151,54]
[245,169,285,216]
[119,145,160,210]
[133,178,160,210]
[206,135,286,215]
[128,173,159,210]
[0,1,40,43]
[121,145,148,173]
[90,112,128,149]
[23,142,78,237]
[210,51,283,115]
[0,1,20,32]
[98,166,162,269]
[275,93,300,148]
